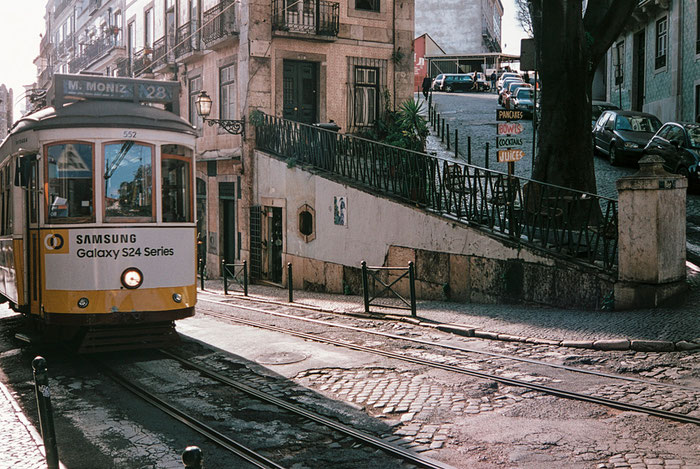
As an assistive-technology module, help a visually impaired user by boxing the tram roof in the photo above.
[11,100,196,136]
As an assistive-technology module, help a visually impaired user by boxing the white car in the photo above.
[496,72,521,93]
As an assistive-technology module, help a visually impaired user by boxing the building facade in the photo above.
[0,85,13,140]
[415,0,502,55]
[35,0,414,280]
[604,0,700,122]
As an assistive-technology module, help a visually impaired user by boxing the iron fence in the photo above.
[255,114,618,272]
[175,22,199,59]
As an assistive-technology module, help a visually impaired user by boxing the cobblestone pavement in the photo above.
[0,379,47,469]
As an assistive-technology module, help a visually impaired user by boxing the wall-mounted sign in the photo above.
[497,149,525,163]
[497,109,525,121]
[497,122,524,135]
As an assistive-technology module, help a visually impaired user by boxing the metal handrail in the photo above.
[254,114,618,272]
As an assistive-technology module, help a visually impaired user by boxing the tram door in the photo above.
[24,156,42,316]
[262,206,283,283]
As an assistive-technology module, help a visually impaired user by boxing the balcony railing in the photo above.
[115,57,130,77]
[152,36,170,69]
[202,0,239,44]
[132,47,153,76]
[255,114,619,273]
[272,0,339,37]
[83,33,119,65]
[174,22,200,59]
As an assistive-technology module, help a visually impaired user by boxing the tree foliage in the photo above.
[525,0,637,192]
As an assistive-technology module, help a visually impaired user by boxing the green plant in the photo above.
[249,108,265,126]
[286,157,297,168]
[391,47,404,64]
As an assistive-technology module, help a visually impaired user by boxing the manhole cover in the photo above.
[256,351,308,365]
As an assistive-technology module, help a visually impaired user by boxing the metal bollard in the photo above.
[485,142,490,169]
[361,261,370,313]
[32,357,59,469]
[199,259,205,291]
[408,262,417,317]
[446,123,450,150]
[454,130,459,159]
[182,446,203,469]
[287,262,293,303]
[441,119,445,142]
[243,260,248,296]
[222,259,228,295]
[467,136,472,164]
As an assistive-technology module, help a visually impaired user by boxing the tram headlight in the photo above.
[172,293,182,303]
[77,297,89,308]
[121,267,144,289]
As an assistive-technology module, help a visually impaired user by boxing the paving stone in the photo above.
[561,340,595,348]
[593,339,631,350]
[630,340,675,352]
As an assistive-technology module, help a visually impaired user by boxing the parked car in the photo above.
[591,101,620,129]
[496,72,520,92]
[510,87,535,117]
[643,122,700,188]
[431,74,446,91]
[592,110,662,166]
[468,72,490,91]
[497,78,524,105]
[433,74,476,92]
[501,82,531,108]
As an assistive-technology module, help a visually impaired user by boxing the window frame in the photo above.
[44,140,96,225]
[161,150,193,223]
[355,0,380,13]
[189,75,203,129]
[353,65,380,127]
[144,7,154,48]
[655,16,667,70]
[219,63,236,121]
[103,140,156,223]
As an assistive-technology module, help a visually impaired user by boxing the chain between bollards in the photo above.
[287,262,293,302]
[32,357,59,469]
[182,446,203,469]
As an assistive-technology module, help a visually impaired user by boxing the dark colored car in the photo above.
[510,87,535,117]
[643,122,700,188]
[438,74,476,92]
[501,82,531,108]
[592,110,662,166]
[591,101,620,129]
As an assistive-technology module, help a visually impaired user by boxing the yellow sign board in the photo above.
[497,149,525,163]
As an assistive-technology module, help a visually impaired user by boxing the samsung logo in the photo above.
[76,234,137,245]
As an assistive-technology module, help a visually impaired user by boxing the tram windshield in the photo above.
[104,142,153,221]
[47,143,94,223]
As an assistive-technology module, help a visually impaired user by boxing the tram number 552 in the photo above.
[123,130,137,138]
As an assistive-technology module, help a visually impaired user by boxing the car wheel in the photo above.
[445,85,452,93]
[609,144,619,166]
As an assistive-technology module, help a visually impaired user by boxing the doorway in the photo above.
[632,29,645,112]
[282,60,318,124]
[262,206,283,283]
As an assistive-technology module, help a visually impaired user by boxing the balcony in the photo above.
[38,67,54,89]
[83,33,119,65]
[54,0,71,17]
[115,57,130,77]
[272,0,339,38]
[202,0,239,46]
[174,22,201,60]
[132,47,153,76]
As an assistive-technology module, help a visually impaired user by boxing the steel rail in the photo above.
[196,305,700,426]
[158,349,455,469]
[98,363,285,469]
[201,295,700,393]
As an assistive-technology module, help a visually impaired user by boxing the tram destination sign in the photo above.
[50,74,180,113]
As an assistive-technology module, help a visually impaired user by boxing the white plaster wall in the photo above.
[256,151,556,268]
[415,0,481,54]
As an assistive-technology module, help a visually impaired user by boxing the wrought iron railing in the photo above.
[202,0,239,44]
[152,36,169,68]
[174,22,200,58]
[255,115,619,272]
[115,57,129,77]
[132,47,153,76]
[272,0,339,36]
[83,34,118,64]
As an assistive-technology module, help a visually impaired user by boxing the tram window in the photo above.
[104,142,153,221]
[162,146,192,222]
[47,143,94,223]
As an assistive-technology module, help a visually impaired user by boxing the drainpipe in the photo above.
[392,0,396,109]
[675,2,683,120]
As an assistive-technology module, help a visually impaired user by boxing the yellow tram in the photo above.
[0,74,197,351]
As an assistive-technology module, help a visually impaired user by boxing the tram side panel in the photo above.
[40,227,196,325]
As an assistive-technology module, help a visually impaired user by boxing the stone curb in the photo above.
[199,289,700,353]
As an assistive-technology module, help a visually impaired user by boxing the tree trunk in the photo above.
[530,0,638,193]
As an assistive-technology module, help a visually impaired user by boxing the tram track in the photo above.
[89,351,454,469]
[201,294,700,393]
[196,300,700,426]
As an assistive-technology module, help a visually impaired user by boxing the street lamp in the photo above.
[194,90,245,139]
